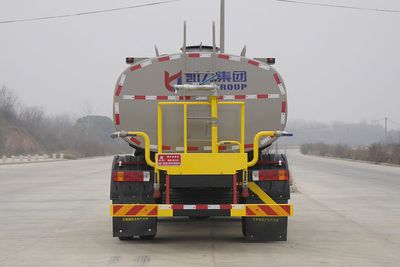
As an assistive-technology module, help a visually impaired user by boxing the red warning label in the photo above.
[157,154,181,166]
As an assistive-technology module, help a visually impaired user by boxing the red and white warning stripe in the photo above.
[115,74,126,96]
[137,144,256,151]
[217,54,241,61]
[122,94,280,101]
[130,59,152,72]
[129,54,182,70]
[247,59,271,70]
[114,102,120,125]
[158,54,181,62]
[160,204,234,210]
[218,54,271,71]
[273,73,286,95]
[187,53,212,58]
[111,203,292,217]
[281,101,286,125]
[128,53,273,74]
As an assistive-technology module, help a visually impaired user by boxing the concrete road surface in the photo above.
[0,151,399,266]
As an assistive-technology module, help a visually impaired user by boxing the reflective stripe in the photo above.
[281,113,286,124]
[222,95,235,100]
[118,74,126,86]
[248,182,290,215]
[268,94,280,99]
[259,63,270,70]
[130,64,141,71]
[246,94,257,99]
[248,59,260,66]
[278,84,286,95]
[188,53,200,58]
[229,55,241,61]
[158,56,170,62]
[169,54,181,60]
[281,101,287,112]
[115,74,126,96]
[144,145,259,152]
[110,203,292,217]
[114,102,120,125]
[274,73,286,95]
[140,60,152,67]
[121,94,280,101]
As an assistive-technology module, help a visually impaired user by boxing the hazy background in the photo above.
[1,0,399,125]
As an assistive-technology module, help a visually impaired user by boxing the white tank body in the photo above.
[113,51,288,152]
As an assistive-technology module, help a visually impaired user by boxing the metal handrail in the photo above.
[247,131,293,167]
[111,131,155,167]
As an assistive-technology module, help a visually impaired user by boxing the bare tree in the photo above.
[0,85,18,120]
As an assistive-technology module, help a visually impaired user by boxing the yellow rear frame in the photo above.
[111,95,293,218]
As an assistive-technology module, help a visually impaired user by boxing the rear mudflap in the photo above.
[242,216,288,241]
[113,217,157,238]
[243,182,289,241]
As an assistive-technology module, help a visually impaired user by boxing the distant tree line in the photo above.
[0,86,129,157]
[281,119,400,146]
[300,142,400,165]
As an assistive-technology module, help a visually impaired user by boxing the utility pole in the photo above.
[220,0,225,53]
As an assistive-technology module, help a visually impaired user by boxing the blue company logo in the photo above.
[185,71,248,90]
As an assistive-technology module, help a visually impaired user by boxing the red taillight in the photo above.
[112,171,150,182]
[252,169,289,181]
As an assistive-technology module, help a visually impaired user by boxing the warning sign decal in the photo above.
[157,154,181,166]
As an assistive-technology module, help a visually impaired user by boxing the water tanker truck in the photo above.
[110,1,293,241]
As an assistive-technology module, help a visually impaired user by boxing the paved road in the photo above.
[0,151,399,266]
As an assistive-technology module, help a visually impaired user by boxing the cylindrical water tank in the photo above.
[113,51,288,153]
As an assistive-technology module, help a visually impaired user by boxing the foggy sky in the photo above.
[1,0,399,127]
